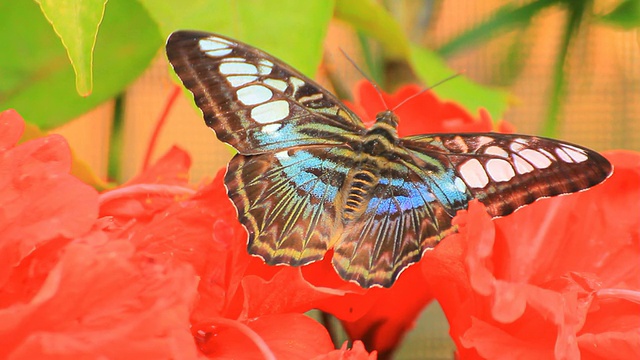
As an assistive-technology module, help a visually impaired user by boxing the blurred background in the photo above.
[2,0,638,358]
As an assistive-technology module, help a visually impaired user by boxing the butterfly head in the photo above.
[374,110,399,128]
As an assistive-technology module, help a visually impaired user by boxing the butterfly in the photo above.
[166,30,613,288]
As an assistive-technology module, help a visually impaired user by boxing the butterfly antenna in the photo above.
[390,71,465,113]
[339,48,389,110]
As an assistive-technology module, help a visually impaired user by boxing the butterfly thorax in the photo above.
[361,110,400,157]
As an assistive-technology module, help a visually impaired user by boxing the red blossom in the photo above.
[0,110,198,359]
[3,75,637,359]
[422,151,640,359]
[0,109,376,359]
[313,340,377,360]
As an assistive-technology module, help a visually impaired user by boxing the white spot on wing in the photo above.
[219,62,258,75]
[538,148,556,160]
[459,159,489,188]
[236,85,273,105]
[203,36,233,45]
[227,75,257,87]
[275,150,290,162]
[204,48,232,57]
[258,59,273,75]
[262,123,281,134]
[199,38,231,51]
[519,149,552,169]
[222,57,247,63]
[290,77,305,93]
[562,145,588,163]
[454,177,467,192]
[510,142,526,152]
[484,146,509,158]
[264,78,288,92]
[512,154,535,174]
[299,93,323,103]
[486,158,516,182]
[199,38,234,57]
[555,148,574,163]
[476,136,494,147]
[251,100,289,124]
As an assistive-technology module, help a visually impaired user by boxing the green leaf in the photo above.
[409,45,510,120]
[34,0,108,96]
[541,0,589,138]
[140,0,335,77]
[599,0,640,29]
[0,0,161,130]
[335,0,410,59]
[437,0,561,57]
[335,0,510,119]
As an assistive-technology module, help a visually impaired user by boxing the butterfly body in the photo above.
[166,31,612,288]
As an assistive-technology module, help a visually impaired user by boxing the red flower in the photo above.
[422,150,640,359]
[0,110,198,358]
[0,110,375,359]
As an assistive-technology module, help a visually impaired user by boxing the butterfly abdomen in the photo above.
[342,168,379,222]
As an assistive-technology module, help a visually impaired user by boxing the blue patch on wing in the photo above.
[275,148,349,201]
[367,166,470,218]
[423,169,471,214]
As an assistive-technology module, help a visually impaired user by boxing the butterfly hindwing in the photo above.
[166,31,365,154]
[401,133,613,217]
[225,146,357,266]
[332,158,463,288]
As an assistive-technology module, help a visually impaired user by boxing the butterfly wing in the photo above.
[333,158,465,288]
[401,133,613,217]
[334,133,612,288]
[166,31,365,154]
[225,146,358,265]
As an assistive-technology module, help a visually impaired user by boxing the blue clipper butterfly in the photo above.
[166,31,612,288]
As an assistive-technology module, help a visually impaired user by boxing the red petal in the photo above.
[240,267,350,319]
[194,314,334,359]
[341,264,433,357]
[99,147,194,220]
[0,239,199,359]
[0,109,25,150]
[0,112,98,288]
[460,317,554,360]
[312,340,377,360]
[125,146,191,186]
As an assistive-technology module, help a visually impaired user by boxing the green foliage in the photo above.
[140,0,335,77]
[1,0,514,131]
[0,0,160,129]
[599,0,640,29]
[336,0,509,120]
[409,45,510,119]
[34,0,107,96]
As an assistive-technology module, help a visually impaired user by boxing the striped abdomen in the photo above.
[343,169,378,222]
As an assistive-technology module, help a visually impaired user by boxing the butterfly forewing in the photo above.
[401,133,613,217]
[166,30,613,289]
[166,31,365,154]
